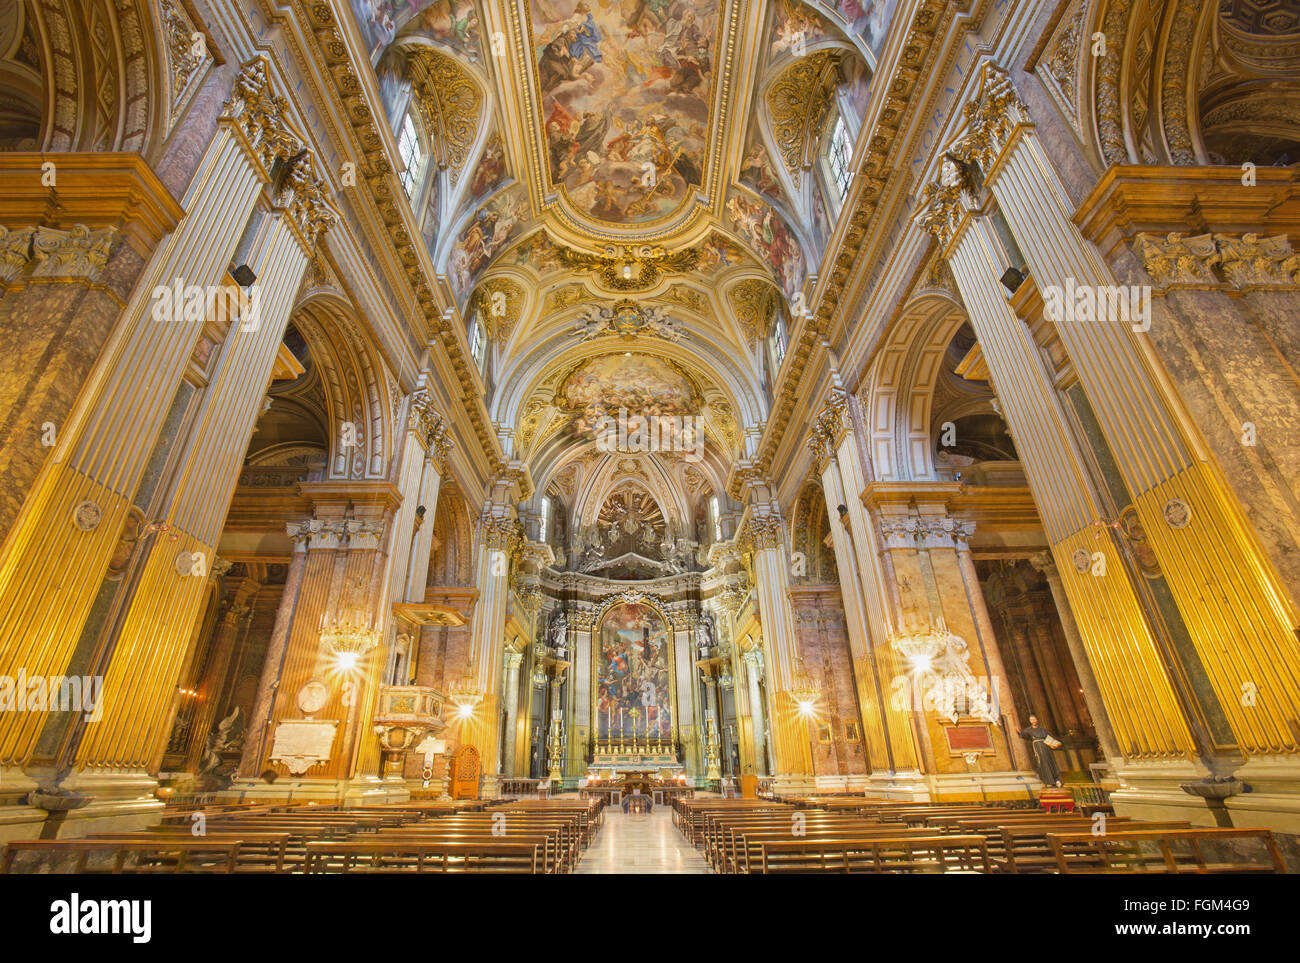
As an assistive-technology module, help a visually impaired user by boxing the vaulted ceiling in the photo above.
[344,0,900,503]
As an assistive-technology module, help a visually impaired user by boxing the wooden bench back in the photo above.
[305,839,540,874]
[1048,828,1285,874]
[755,834,991,874]
[2,838,240,874]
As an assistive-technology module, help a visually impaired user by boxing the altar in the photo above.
[590,736,682,772]
[581,768,693,807]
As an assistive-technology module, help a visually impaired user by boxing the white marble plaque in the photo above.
[270,719,338,774]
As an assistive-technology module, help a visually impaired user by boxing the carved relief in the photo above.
[765,50,841,186]
[408,47,482,185]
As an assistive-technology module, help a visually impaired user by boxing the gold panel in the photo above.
[1134,462,1300,755]
[1052,527,1196,759]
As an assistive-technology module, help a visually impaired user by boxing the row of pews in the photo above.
[0,798,604,875]
[672,797,1288,874]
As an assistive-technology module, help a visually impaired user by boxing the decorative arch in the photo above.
[289,294,393,481]
[12,0,192,159]
[429,483,473,587]
[865,292,996,482]
[1065,0,1300,170]
[496,333,766,466]
[789,481,839,585]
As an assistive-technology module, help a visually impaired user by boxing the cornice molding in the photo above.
[750,0,955,480]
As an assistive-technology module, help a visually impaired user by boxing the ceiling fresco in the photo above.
[529,0,719,225]
[347,0,482,62]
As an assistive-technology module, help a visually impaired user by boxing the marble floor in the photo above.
[575,807,712,874]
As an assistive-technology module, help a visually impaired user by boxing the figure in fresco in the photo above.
[566,1,604,70]
[531,0,716,223]
[597,602,672,739]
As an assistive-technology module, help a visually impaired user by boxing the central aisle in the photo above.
[575,806,711,874]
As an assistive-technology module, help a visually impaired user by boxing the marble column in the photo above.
[500,649,524,778]
[73,176,321,779]
[461,494,523,796]
[1030,551,1120,759]
[0,62,277,771]
[240,525,310,776]
[810,393,901,777]
[963,65,1298,761]
[742,506,812,791]
[185,573,261,771]
[743,648,769,776]
[917,121,1198,766]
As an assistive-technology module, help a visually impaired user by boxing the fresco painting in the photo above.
[347,0,481,62]
[560,353,697,434]
[831,0,898,54]
[531,0,718,224]
[469,132,508,201]
[725,190,805,300]
[770,0,834,59]
[448,185,531,296]
[596,602,673,740]
[738,128,785,201]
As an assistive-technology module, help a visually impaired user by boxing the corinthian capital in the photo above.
[30,225,119,280]
[408,390,453,466]
[743,514,784,552]
[480,514,524,555]
[283,153,337,248]
[949,64,1028,171]
[0,226,34,282]
[916,175,966,248]
[1131,232,1218,287]
[224,57,299,170]
[1212,233,1298,290]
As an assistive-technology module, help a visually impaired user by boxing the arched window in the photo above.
[710,496,723,542]
[397,110,427,198]
[539,496,551,543]
[468,316,487,373]
[823,109,853,203]
[767,307,788,373]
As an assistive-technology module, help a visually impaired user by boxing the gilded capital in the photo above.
[224,57,335,247]
[1131,232,1219,287]
[916,175,966,248]
[29,225,119,281]
[949,65,1028,172]
[480,514,524,555]
[743,514,784,552]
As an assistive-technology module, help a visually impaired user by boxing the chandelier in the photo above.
[890,617,951,673]
[320,615,381,658]
[788,657,822,716]
[448,677,482,717]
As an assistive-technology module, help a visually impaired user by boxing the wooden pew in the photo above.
[369,830,563,873]
[675,801,790,845]
[729,825,955,875]
[305,839,541,874]
[753,835,992,874]
[1048,828,1287,874]
[377,819,577,872]
[997,821,1191,873]
[704,814,886,870]
[1,838,240,874]
[88,831,291,873]
[488,802,601,845]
